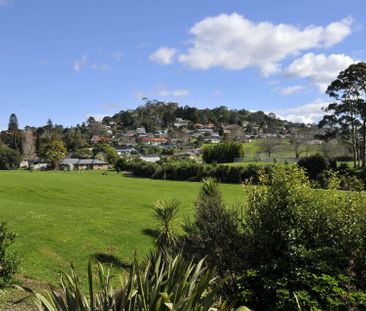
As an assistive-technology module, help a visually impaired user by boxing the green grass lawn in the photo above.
[0,170,244,284]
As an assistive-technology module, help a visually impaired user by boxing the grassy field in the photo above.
[0,170,244,285]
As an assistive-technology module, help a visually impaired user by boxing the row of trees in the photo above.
[109,100,286,134]
[0,112,123,169]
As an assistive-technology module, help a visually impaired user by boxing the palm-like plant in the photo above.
[33,253,232,311]
[152,199,181,250]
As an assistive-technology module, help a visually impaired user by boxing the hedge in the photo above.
[120,158,272,184]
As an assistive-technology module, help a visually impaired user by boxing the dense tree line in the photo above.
[108,100,287,133]
[116,156,365,190]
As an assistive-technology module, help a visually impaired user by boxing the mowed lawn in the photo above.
[0,170,244,284]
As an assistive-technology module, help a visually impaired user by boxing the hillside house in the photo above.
[60,158,109,171]
[91,135,112,144]
[174,151,197,161]
[140,155,161,163]
[174,118,189,128]
[28,158,52,170]
[140,137,167,146]
[115,146,136,156]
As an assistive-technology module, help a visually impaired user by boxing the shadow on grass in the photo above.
[91,253,131,269]
[142,228,159,239]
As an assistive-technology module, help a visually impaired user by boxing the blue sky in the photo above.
[0,0,365,128]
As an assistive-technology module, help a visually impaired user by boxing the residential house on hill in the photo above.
[140,137,167,146]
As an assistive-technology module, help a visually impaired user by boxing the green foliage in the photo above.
[40,140,67,168]
[34,252,229,311]
[0,144,22,170]
[0,223,19,288]
[203,141,244,164]
[153,199,181,250]
[237,165,366,310]
[181,178,243,277]
[71,147,93,159]
[93,143,119,165]
[125,158,272,184]
[320,62,366,168]
[298,154,336,180]
[8,113,19,132]
[114,157,127,172]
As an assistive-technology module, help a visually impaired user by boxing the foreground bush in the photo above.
[33,253,233,311]
[0,223,19,288]
[237,165,366,310]
[170,165,366,309]
[181,178,243,277]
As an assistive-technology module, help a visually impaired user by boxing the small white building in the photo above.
[140,155,161,163]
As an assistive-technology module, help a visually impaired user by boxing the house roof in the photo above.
[60,158,108,165]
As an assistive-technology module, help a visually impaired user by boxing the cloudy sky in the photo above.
[0,0,365,128]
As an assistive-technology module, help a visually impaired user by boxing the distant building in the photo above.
[28,158,52,170]
[174,118,189,128]
[174,151,197,161]
[115,146,136,156]
[91,135,111,144]
[140,137,167,146]
[136,127,146,135]
[60,158,109,171]
[140,155,161,163]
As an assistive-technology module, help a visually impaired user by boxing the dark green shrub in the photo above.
[0,145,22,170]
[203,141,244,164]
[298,154,336,180]
[114,158,128,172]
[180,178,243,277]
[131,160,159,178]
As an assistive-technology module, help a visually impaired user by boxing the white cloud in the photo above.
[0,0,13,7]
[285,53,356,91]
[112,51,123,62]
[134,88,189,99]
[73,54,88,72]
[275,99,328,123]
[174,13,352,75]
[74,54,110,72]
[157,88,189,97]
[279,85,304,96]
[149,47,177,65]
[90,63,110,72]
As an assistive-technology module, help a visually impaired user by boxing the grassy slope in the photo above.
[0,170,243,283]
